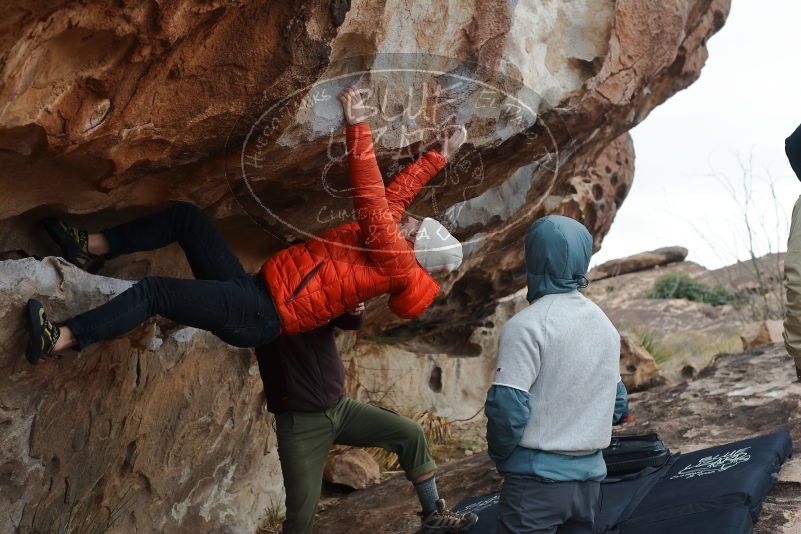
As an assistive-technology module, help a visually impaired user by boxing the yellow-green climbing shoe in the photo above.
[26,299,60,365]
[42,218,103,272]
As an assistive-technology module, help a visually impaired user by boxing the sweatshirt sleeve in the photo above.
[485,385,530,463]
[492,320,540,391]
[612,380,629,425]
[484,320,539,463]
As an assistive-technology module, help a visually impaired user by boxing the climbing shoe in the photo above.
[26,299,60,365]
[420,499,478,533]
[42,217,103,272]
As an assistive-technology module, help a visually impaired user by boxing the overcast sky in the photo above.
[590,0,801,269]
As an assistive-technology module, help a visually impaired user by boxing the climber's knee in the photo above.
[171,201,202,217]
[133,276,163,314]
[168,202,208,234]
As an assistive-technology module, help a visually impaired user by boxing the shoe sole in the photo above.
[420,515,479,534]
[42,218,103,273]
[42,217,71,251]
[25,299,44,366]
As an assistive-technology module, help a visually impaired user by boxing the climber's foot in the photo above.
[42,218,103,272]
[420,499,478,533]
[26,299,61,365]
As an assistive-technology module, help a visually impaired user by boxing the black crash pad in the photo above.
[452,431,792,534]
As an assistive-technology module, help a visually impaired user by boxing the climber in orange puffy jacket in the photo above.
[264,87,465,333]
[25,86,467,363]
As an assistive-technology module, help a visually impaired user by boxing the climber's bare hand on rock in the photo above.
[338,86,369,125]
[440,124,467,160]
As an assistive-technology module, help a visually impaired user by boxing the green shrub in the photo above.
[646,273,734,306]
[634,329,672,366]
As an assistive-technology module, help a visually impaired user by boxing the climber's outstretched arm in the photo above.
[384,125,466,220]
[338,86,408,267]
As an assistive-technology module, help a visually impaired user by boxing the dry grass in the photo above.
[256,498,284,534]
[658,329,743,370]
[416,411,453,445]
[30,488,133,534]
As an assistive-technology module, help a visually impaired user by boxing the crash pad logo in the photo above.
[457,494,500,514]
[225,53,566,259]
[670,447,752,479]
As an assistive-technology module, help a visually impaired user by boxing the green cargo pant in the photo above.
[275,396,437,534]
[785,194,801,379]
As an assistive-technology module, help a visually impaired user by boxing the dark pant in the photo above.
[276,397,437,534]
[65,203,280,349]
[497,475,600,534]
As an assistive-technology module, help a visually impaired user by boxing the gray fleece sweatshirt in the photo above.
[492,290,621,455]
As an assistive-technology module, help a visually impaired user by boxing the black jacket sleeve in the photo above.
[331,311,365,331]
[786,123,801,180]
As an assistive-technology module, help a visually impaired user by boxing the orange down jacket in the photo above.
[261,122,448,335]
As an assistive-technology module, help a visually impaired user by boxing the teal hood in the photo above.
[525,215,593,302]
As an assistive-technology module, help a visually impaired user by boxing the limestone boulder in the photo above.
[0,0,730,334]
[590,247,689,281]
[0,1,731,532]
[0,258,282,534]
[741,321,784,350]
[323,448,382,490]
[619,332,664,391]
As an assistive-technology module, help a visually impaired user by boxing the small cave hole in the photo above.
[429,366,443,393]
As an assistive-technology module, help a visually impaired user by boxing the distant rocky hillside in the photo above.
[585,250,785,377]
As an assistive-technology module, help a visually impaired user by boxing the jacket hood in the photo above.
[524,215,592,302]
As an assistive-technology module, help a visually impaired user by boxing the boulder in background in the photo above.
[740,320,784,350]
[324,448,382,490]
[590,247,689,281]
[619,332,664,391]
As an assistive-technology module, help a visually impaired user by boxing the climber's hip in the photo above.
[65,273,281,349]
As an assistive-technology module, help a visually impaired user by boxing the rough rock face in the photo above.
[0,0,730,331]
[314,345,801,534]
[0,259,282,534]
[589,246,689,281]
[0,1,730,532]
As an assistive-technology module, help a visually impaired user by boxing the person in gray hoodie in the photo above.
[484,215,629,534]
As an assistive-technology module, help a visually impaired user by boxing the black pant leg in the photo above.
[101,202,246,280]
[65,274,279,349]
